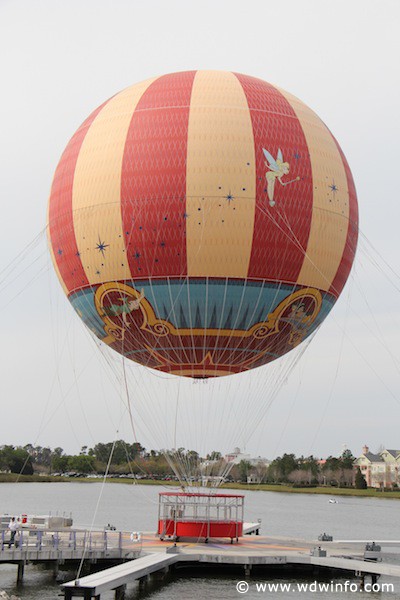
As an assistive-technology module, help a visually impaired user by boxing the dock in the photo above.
[2,522,400,598]
[61,525,400,599]
[63,553,185,599]
[0,527,141,583]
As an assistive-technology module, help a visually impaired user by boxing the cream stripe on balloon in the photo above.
[278,88,349,293]
[186,70,256,278]
[72,78,156,285]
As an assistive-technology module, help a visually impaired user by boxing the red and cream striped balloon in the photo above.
[48,71,358,378]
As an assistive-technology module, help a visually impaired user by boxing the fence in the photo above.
[0,528,142,556]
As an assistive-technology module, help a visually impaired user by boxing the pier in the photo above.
[2,522,400,598]
[63,553,184,599]
[0,526,141,583]
[61,526,400,599]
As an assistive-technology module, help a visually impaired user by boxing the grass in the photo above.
[0,473,68,483]
[0,473,178,485]
[0,472,399,499]
[221,482,400,499]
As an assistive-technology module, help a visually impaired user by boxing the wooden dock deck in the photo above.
[2,522,400,598]
[62,528,400,599]
[63,553,185,599]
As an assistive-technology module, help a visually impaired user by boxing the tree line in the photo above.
[235,449,367,488]
[0,442,191,477]
[0,443,367,488]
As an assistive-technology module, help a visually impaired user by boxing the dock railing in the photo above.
[0,528,142,557]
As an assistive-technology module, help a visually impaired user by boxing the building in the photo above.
[224,447,251,464]
[224,448,270,468]
[354,445,400,488]
[223,448,270,484]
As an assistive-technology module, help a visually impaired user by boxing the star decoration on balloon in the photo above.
[95,237,109,256]
[329,181,338,194]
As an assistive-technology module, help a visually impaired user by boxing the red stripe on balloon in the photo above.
[48,103,106,293]
[234,73,313,284]
[121,71,196,279]
[329,141,359,297]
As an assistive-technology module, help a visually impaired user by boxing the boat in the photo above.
[0,514,73,530]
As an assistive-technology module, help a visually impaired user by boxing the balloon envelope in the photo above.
[48,70,358,378]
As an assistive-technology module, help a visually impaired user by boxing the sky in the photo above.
[0,0,399,460]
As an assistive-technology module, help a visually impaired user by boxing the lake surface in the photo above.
[0,482,399,598]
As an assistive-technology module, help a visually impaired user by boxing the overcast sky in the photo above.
[1,0,399,460]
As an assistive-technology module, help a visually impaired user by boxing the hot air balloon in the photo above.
[47,70,358,380]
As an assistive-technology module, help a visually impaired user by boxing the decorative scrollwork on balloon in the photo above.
[252,325,271,339]
[95,281,175,343]
[92,281,325,375]
[106,327,125,342]
[95,282,148,344]
[150,321,171,337]
[251,287,322,344]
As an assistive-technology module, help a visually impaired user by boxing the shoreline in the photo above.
[0,473,399,499]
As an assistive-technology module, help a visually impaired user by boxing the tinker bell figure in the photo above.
[263,148,300,207]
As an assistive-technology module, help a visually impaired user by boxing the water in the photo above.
[0,482,398,598]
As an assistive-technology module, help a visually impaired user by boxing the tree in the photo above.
[269,454,299,482]
[341,469,355,487]
[0,446,33,475]
[23,443,35,456]
[13,449,34,475]
[340,449,355,469]
[321,468,337,486]
[130,442,145,458]
[323,456,341,472]
[207,451,222,461]
[355,467,367,489]
[252,461,268,484]
[34,446,52,467]
[298,455,319,479]
[52,455,69,473]
[89,440,146,465]
[238,460,251,483]
[288,470,308,485]
[67,454,96,474]
[186,450,200,462]
[89,442,118,463]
